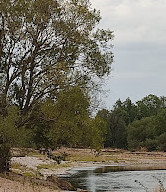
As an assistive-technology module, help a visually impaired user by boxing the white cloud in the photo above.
[91,0,166,44]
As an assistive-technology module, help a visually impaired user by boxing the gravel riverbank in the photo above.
[1,148,166,192]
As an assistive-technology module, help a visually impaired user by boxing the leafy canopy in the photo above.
[0,0,113,118]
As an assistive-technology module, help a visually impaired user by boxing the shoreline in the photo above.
[1,148,166,191]
[55,161,166,177]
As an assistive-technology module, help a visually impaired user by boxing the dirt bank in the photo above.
[0,175,61,192]
[0,172,73,192]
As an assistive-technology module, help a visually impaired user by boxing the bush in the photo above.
[157,132,166,151]
[0,106,19,172]
[0,133,11,172]
[145,139,158,151]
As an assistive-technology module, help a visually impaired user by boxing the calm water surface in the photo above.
[63,166,166,192]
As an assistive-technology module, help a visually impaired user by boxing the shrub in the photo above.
[145,139,158,151]
[0,106,19,172]
[0,133,11,172]
[157,132,166,151]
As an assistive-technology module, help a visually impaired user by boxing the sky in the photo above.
[90,0,166,110]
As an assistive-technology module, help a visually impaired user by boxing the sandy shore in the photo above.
[11,156,103,177]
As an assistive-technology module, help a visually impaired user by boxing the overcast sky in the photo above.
[90,0,166,109]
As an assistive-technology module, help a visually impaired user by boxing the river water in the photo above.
[63,165,166,192]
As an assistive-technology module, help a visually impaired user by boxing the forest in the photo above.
[97,94,166,152]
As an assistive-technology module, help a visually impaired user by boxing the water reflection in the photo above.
[64,166,166,192]
[87,170,97,192]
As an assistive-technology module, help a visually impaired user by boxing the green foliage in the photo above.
[0,0,113,153]
[136,94,162,119]
[114,98,138,125]
[0,106,19,146]
[32,124,52,150]
[157,133,166,151]
[154,109,166,136]
[108,111,127,148]
[0,105,34,172]
[86,116,106,150]
[0,0,113,124]
[0,132,11,172]
[127,117,155,150]
[98,95,166,151]
[16,127,34,148]
[97,109,127,149]
[42,86,90,148]
[144,139,158,152]
[0,106,33,148]
[29,86,105,150]
[0,106,19,172]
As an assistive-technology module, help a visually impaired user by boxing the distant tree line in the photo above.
[97,94,166,151]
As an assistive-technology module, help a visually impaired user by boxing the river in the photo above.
[62,165,166,192]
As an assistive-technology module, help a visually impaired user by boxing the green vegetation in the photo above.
[0,0,113,172]
[1,0,166,177]
[98,94,166,151]
[11,162,40,179]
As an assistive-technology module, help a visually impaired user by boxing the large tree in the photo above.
[136,94,162,119]
[0,0,113,121]
[97,109,127,148]
[113,98,138,125]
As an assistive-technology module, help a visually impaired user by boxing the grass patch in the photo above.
[11,162,23,170]
[22,172,36,178]
[28,152,43,157]
[65,152,125,163]
[11,162,41,179]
